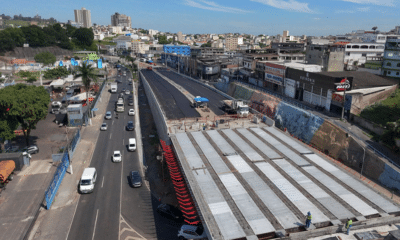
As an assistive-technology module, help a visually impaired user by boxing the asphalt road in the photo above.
[140,69,200,120]
[67,68,156,240]
[157,69,228,115]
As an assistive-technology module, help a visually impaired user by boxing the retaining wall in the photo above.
[140,71,171,145]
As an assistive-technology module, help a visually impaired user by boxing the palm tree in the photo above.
[73,61,98,106]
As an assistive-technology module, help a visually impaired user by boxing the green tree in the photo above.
[43,66,69,79]
[26,76,37,85]
[20,25,48,47]
[65,24,77,38]
[73,62,98,106]
[73,27,94,47]
[34,51,56,66]
[0,84,50,145]
[158,35,169,44]
[201,41,212,47]
[0,27,25,52]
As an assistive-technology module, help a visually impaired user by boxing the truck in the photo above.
[222,99,250,117]
[111,83,117,93]
[116,95,124,112]
[51,101,62,114]
[192,96,209,108]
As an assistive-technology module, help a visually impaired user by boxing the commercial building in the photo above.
[190,47,224,58]
[74,7,91,28]
[381,37,400,79]
[111,12,131,28]
[162,45,191,56]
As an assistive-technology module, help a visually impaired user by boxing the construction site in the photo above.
[139,66,400,240]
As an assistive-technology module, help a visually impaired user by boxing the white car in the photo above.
[125,90,130,95]
[129,109,135,116]
[105,111,112,119]
[100,123,107,131]
[113,151,122,162]
[178,225,207,239]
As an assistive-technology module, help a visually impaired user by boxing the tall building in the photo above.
[111,12,131,28]
[74,7,91,28]
[177,32,183,42]
[381,37,400,79]
[225,37,238,50]
[283,30,289,38]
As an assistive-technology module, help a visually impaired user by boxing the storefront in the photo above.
[264,62,286,93]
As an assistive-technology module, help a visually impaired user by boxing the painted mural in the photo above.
[233,85,254,100]
[249,91,281,119]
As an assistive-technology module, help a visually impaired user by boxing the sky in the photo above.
[3,0,400,36]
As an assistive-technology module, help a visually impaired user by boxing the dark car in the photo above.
[128,99,134,106]
[157,204,184,222]
[129,171,142,187]
[126,121,134,131]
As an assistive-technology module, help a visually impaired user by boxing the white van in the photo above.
[128,138,136,152]
[79,168,97,194]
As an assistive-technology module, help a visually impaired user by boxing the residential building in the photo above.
[67,20,83,28]
[226,37,238,50]
[381,36,400,79]
[271,42,306,62]
[306,42,346,72]
[283,30,289,39]
[148,29,158,36]
[132,41,149,55]
[111,12,131,28]
[190,47,224,58]
[114,35,132,52]
[177,32,183,42]
[241,52,279,82]
[0,17,2,26]
[344,42,385,66]
[238,36,244,45]
[74,7,91,28]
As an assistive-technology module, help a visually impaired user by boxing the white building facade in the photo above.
[344,43,385,65]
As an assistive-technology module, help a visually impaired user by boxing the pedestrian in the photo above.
[345,218,352,235]
[305,211,312,228]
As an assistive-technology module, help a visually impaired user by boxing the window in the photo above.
[352,45,360,49]
[398,63,400,67]
[362,53,367,57]
[346,52,350,56]
[397,72,399,76]
[361,45,368,49]
[388,71,391,75]
[387,62,392,66]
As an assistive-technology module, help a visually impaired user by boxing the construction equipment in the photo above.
[222,99,250,117]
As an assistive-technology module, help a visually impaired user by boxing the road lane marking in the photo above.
[110,133,112,139]
[112,120,114,125]
[119,146,124,240]
[101,176,104,188]
[123,139,124,145]
[92,209,99,240]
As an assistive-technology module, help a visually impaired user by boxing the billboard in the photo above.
[334,77,353,91]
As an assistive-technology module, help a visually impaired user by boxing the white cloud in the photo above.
[250,0,314,13]
[340,0,395,7]
[357,6,370,11]
[183,0,251,13]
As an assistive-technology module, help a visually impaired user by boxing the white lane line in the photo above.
[110,133,112,139]
[123,139,124,145]
[92,209,99,240]
[119,147,124,240]
[101,176,104,188]
[112,120,114,125]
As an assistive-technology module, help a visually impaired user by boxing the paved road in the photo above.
[67,68,156,240]
[157,69,227,115]
[140,69,200,120]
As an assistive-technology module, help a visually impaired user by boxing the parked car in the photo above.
[100,123,107,131]
[157,204,183,222]
[23,145,39,154]
[128,99,134,106]
[105,111,112,119]
[129,171,142,187]
[126,121,134,131]
[178,225,207,240]
[112,150,122,162]
[125,89,130,95]
[5,145,19,153]
[128,109,135,116]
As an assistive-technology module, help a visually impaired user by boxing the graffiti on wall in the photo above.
[275,102,324,144]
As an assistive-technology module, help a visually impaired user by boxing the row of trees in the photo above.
[0,24,95,53]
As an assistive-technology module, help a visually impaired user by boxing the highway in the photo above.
[67,67,156,240]
[140,69,200,120]
[157,69,228,115]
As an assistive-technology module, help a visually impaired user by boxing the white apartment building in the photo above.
[74,7,91,28]
[108,26,123,34]
[148,29,159,36]
[238,37,244,45]
[344,43,385,65]
[132,41,150,54]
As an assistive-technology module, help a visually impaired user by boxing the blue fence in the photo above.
[45,151,69,209]
[68,128,81,159]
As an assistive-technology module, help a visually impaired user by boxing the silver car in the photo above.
[100,123,107,130]
[105,111,112,119]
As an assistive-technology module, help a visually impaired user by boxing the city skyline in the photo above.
[2,0,400,35]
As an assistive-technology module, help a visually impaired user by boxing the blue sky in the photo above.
[3,0,399,36]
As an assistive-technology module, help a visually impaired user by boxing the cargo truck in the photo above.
[222,99,250,117]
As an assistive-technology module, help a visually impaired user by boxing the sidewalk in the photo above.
[27,83,112,240]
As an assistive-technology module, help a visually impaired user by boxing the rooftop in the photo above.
[172,127,400,240]
[319,71,398,89]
